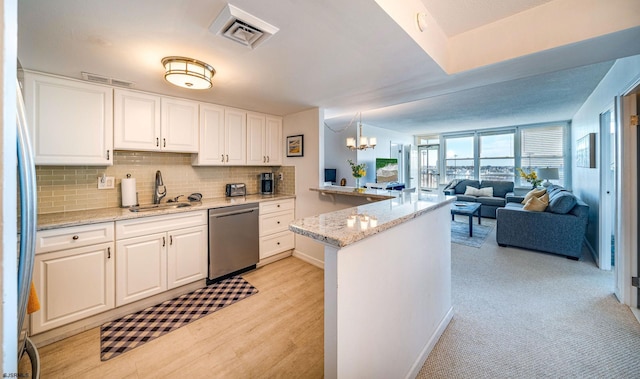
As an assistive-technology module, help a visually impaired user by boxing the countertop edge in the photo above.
[36,194,296,230]
[309,186,396,200]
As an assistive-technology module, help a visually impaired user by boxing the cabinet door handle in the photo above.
[277,242,280,245]
[106,150,110,160]
[170,235,173,245]
[267,156,270,163]
[226,154,229,162]
[156,138,159,147]
[277,204,280,208]
[221,154,225,163]
[263,156,266,163]
[163,236,166,247]
[72,235,79,240]
[277,221,280,224]
[107,246,111,259]
[163,138,166,148]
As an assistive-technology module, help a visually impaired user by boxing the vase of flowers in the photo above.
[517,168,542,189]
[348,159,367,189]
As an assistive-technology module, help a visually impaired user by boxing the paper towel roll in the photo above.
[121,177,137,207]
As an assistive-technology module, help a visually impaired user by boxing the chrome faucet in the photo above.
[153,170,167,204]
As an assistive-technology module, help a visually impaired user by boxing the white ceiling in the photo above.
[17,0,640,136]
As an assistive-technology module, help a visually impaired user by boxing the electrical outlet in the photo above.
[97,176,115,189]
[278,173,283,180]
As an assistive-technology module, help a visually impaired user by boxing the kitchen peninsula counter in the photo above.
[290,191,455,379]
[309,185,398,201]
[36,194,295,230]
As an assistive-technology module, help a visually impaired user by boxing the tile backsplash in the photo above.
[36,151,296,214]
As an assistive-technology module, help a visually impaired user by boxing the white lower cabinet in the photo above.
[115,211,207,306]
[115,232,167,306]
[31,223,115,334]
[259,199,295,260]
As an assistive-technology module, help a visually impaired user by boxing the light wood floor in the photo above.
[19,257,324,378]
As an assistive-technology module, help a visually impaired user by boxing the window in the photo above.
[441,123,569,188]
[479,132,514,181]
[520,126,565,186]
[444,136,474,182]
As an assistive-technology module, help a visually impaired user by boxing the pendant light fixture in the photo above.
[162,56,215,90]
[346,112,376,150]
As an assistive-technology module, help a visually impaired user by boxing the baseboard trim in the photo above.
[292,249,324,269]
[405,306,454,379]
[583,236,599,267]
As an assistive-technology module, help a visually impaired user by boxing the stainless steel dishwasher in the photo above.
[208,203,259,283]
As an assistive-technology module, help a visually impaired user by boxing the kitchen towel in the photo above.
[121,176,137,207]
[28,281,40,314]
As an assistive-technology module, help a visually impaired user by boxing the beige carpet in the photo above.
[418,216,640,378]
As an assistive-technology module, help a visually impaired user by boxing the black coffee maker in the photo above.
[260,173,274,194]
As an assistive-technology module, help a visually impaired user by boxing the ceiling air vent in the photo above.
[209,4,279,49]
[81,72,135,88]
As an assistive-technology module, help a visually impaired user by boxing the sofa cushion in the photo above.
[453,180,480,194]
[523,193,549,211]
[465,186,493,197]
[521,188,546,204]
[547,191,577,214]
[477,196,506,207]
[480,181,514,198]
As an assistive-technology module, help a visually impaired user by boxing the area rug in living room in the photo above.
[451,220,493,248]
[100,276,258,361]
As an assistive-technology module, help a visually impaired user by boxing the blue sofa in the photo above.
[444,179,515,218]
[495,185,589,259]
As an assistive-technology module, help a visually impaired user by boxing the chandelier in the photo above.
[346,113,376,150]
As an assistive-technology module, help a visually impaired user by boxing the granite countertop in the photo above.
[309,186,398,200]
[290,191,455,248]
[36,194,295,230]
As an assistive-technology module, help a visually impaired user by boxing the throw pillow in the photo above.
[523,192,549,212]
[464,186,494,197]
[547,191,577,214]
[521,188,546,204]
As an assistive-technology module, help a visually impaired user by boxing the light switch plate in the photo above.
[98,176,115,189]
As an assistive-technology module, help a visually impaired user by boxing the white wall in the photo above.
[571,54,640,270]
[283,108,327,266]
[325,122,413,187]
[324,120,356,185]
[2,0,18,372]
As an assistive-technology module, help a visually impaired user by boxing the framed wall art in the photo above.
[576,132,596,168]
[286,134,304,157]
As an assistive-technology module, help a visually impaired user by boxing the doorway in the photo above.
[418,144,440,191]
[599,108,616,271]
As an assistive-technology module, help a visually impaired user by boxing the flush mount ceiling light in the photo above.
[161,56,215,90]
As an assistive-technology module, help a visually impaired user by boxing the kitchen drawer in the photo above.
[259,199,294,214]
[260,210,294,236]
[260,230,294,259]
[36,222,114,254]
[116,210,206,240]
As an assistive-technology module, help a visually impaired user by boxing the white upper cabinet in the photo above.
[225,107,247,165]
[265,115,283,165]
[161,97,199,153]
[194,106,246,166]
[114,89,161,151]
[114,89,199,153]
[246,112,283,166]
[246,112,266,165]
[23,71,114,166]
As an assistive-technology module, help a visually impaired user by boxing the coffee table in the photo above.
[450,202,481,237]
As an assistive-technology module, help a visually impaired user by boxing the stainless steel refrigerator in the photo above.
[17,78,41,377]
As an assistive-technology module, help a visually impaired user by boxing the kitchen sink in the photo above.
[128,202,193,212]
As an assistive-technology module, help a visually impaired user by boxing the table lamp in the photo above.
[538,167,559,187]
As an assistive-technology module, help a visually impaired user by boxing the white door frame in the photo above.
[617,91,638,307]
[599,106,616,271]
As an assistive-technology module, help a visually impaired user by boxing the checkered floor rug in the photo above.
[100,276,258,361]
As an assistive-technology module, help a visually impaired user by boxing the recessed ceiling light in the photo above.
[416,12,428,32]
